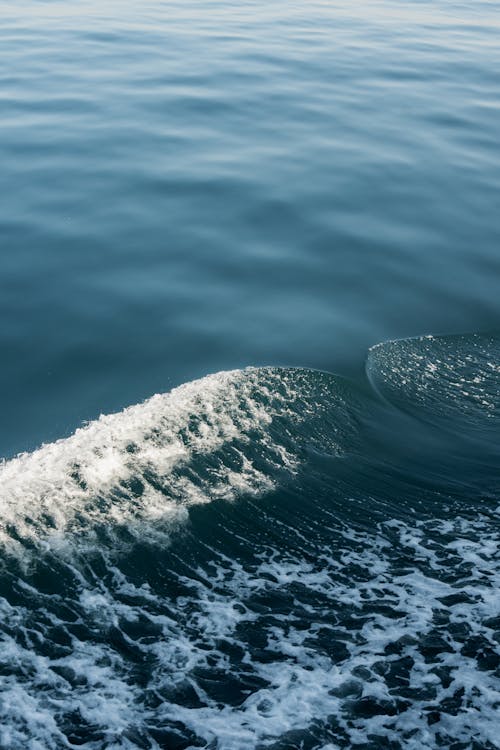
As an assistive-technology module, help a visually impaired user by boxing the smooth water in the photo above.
[2,0,500,456]
[1,2,500,749]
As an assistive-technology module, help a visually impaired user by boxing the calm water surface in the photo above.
[1,0,499,456]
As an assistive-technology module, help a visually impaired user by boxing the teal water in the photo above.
[1,2,500,749]
[2,0,500,456]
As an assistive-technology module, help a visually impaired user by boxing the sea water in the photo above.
[1,2,500,748]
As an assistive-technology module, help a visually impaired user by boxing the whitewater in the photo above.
[0,334,499,749]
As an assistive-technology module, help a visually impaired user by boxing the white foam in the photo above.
[0,508,499,748]
[147,515,500,749]
[0,368,302,557]
[1,359,498,748]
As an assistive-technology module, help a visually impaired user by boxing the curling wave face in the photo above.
[0,367,360,558]
[0,334,499,750]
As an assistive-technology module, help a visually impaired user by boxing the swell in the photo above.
[0,366,361,557]
[1,333,498,558]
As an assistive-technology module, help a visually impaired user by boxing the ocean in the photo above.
[1,2,499,748]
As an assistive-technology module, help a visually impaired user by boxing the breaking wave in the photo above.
[0,334,499,749]
[0,367,361,558]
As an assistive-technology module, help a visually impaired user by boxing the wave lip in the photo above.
[0,366,355,556]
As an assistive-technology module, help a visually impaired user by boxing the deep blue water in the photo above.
[2,0,500,457]
[1,2,500,749]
